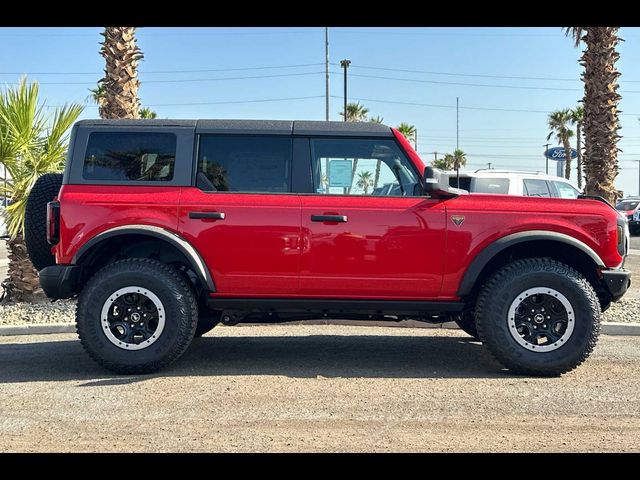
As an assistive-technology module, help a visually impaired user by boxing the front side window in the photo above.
[553,181,580,199]
[311,138,420,196]
[197,135,292,193]
[83,132,176,182]
[523,179,551,198]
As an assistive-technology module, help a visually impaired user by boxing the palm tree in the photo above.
[396,123,417,146]
[451,149,467,188]
[98,27,144,119]
[340,102,369,122]
[369,116,384,124]
[547,109,575,180]
[432,156,454,170]
[565,27,622,204]
[87,83,106,108]
[139,107,157,119]
[0,79,83,301]
[356,171,374,194]
[570,105,585,188]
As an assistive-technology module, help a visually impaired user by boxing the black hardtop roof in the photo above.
[75,119,394,137]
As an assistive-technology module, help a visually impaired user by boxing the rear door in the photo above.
[298,137,446,299]
[178,134,301,295]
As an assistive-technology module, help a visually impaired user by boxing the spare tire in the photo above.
[25,173,63,271]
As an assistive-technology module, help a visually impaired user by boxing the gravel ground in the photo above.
[0,326,638,452]
[1,296,638,327]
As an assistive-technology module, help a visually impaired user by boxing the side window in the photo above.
[310,138,420,196]
[523,179,551,198]
[83,132,176,182]
[553,181,580,199]
[197,136,292,193]
[470,177,510,194]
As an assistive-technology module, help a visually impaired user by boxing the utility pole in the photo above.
[456,97,459,150]
[635,160,640,196]
[543,143,550,174]
[325,27,329,121]
[487,162,492,170]
[340,59,351,122]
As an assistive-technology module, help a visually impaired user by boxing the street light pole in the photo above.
[325,27,330,121]
[456,97,459,150]
[543,143,550,174]
[340,59,351,122]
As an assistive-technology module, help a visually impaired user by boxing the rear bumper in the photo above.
[39,265,79,299]
[602,268,631,301]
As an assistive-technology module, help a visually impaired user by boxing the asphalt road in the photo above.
[0,325,639,452]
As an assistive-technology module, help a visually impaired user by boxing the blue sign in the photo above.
[546,147,578,160]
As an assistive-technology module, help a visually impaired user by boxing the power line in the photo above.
[47,95,325,108]
[335,95,640,117]
[6,71,325,86]
[0,63,326,76]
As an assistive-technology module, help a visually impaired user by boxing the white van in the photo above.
[448,170,582,199]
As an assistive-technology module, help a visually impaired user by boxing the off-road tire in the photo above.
[453,310,479,340]
[24,173,62,271]
[77,258,198,374]
[475,258,600,376]
[195,312,221,337]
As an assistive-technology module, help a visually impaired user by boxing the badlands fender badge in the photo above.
[451,215,465,226]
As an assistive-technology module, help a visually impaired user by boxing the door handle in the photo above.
[189,212,225,220]
[311,214,348,223]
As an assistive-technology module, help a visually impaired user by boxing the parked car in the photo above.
[616,197,640,234]
[449,170,582,199]
[24,119,630,376]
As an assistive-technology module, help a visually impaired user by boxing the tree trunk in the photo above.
[563,137,572,180]
[99,27,144,119]
[374,160,381,189]
[580,27,621,205]
[576,122,583,189]
[1,236,43,303]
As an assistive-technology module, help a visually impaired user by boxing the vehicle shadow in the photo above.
[0,333,514,384]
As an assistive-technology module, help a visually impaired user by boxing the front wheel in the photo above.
[77,258,198,374]
[475,258,600,376]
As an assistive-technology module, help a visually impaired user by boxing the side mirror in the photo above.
[423,166,464,198]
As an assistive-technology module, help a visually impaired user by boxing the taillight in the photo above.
[46,201,60,245]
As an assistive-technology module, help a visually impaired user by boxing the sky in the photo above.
[2,26,640,195]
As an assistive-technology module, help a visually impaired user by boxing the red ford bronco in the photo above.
[25,119,630,376]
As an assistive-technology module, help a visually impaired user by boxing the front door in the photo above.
[299,137,446,299]
[179,135,301,296]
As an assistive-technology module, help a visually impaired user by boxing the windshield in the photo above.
[616,200,639,211]
[470,177,510,194]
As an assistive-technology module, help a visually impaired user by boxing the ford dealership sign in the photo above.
[546,146,578,160]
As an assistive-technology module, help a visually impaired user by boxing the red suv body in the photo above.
[30,119,630,375]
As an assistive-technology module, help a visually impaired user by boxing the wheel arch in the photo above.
[73,225,215,293]
[457,231,606,302]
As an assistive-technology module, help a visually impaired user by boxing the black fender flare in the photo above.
[456,230,605,297]
[72,225,216,292]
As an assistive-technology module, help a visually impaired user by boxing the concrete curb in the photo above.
[0,323,76,336]
[2,320,639,337]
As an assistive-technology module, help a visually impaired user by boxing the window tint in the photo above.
[553,181,580,199]
[616,200,639,211]
[83,132,176,182]
[197,136,291,193]
[523,179,551,198]
[311,138,419,196]
[470,177,510,194]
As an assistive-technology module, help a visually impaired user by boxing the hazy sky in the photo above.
[2,26,640,195]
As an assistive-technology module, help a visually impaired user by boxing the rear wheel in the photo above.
[77,258,198,374]
[475,258,600,376]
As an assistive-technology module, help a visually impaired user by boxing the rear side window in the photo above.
[197,135,292,193]
[471,177,510,194]
[523,179,551,198]
[83,132,177,182]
